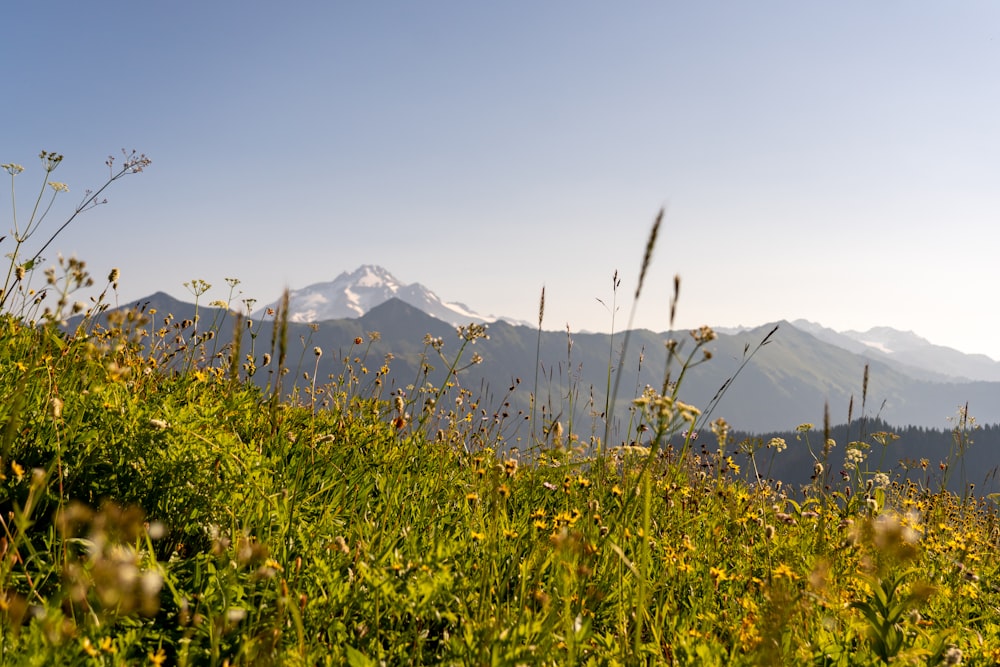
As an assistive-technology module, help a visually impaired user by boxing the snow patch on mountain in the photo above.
[789,319,1000,383]
[855,339,892,355]
[254,265,498,326]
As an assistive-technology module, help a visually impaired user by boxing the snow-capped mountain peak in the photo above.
[351,264,399,289]
[254,265,491,326]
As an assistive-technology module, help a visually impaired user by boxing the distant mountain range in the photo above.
[73,268,1000,494]
[249,265,1000,384]
[100,265,1000,436]
[788,319,1000,383]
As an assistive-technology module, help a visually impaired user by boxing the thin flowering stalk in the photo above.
[19,152,62,242]
[697,323,778,431]
[606,207,663,451]
[1,156,65,308]
[310,346,323,414]
[416,323,489,432]
[597,271,620,458]
[0,150,150,313]
[27,150,150,270]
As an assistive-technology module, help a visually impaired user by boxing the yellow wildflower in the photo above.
[710,566,729,583]
[82,638,100,657]
[772,563,798,580]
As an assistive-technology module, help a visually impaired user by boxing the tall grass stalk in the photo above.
[605,207,663,452]
[531,286,545,445]
[598,271,620,458]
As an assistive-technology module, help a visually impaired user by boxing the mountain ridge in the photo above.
[246,264,1000,383]
[79,290,1000,434]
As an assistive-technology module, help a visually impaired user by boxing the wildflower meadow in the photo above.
[1,152,998,665]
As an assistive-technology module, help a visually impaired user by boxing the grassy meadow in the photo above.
[2,154,999,665]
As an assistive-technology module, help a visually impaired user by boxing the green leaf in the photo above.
[345,645,376,667]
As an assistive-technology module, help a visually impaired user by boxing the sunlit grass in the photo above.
[1,152,998,665]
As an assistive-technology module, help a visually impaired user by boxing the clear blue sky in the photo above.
[5,2,1000,358]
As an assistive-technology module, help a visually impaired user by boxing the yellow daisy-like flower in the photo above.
[709,566,729,583]
[772,563,798,580]
[149,647,167,666]
[82,638,101,657]
[470,531,486,542]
